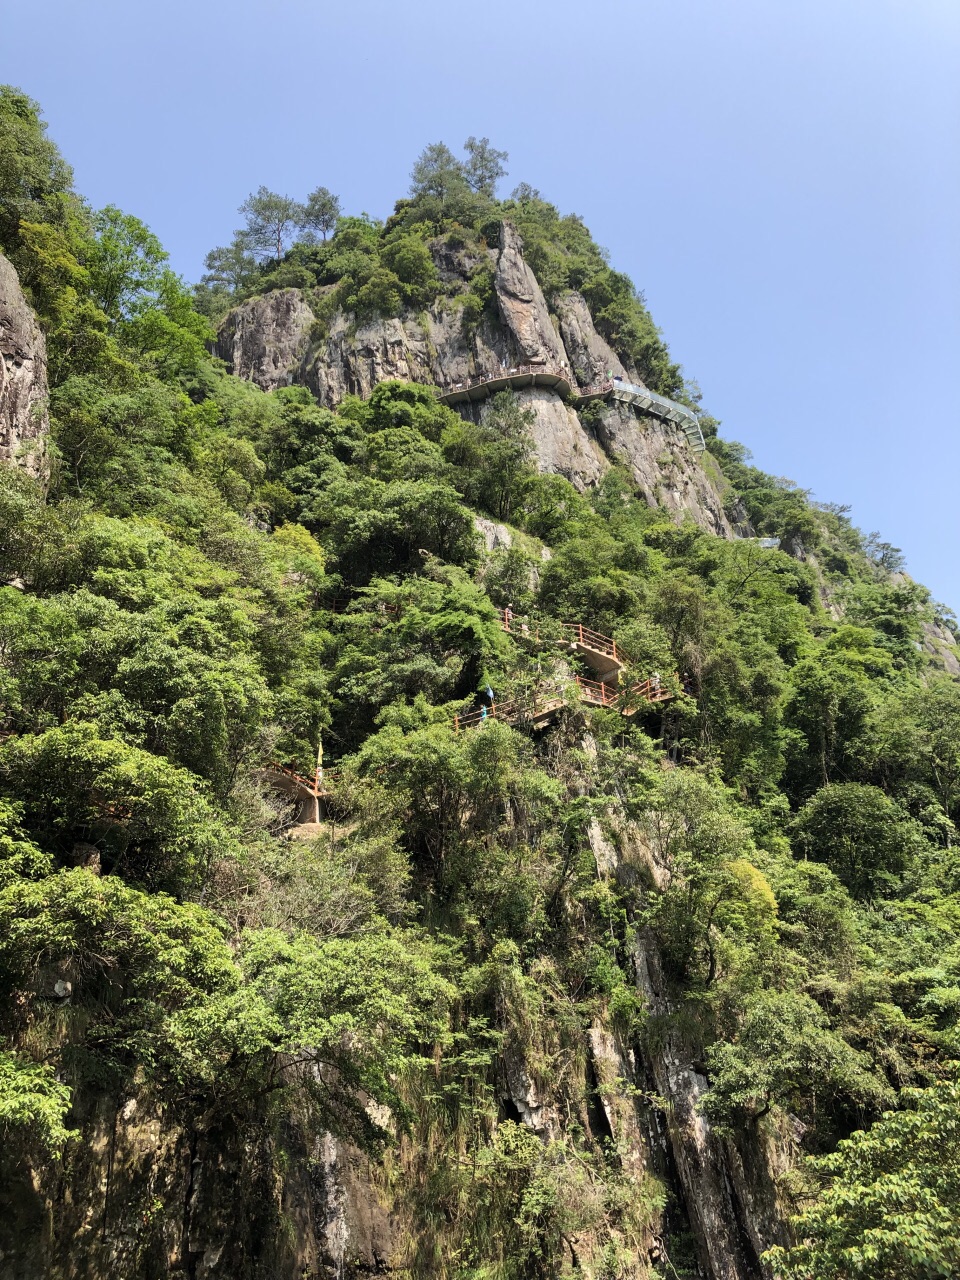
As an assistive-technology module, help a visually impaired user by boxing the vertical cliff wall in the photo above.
[0,252,49,482]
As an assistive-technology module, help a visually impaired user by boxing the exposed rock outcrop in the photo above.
[555,290,628,386]
[219,224,734,533]
[494,221,568,368]
[215,287,315,391]
[504,386,607,490]
[921,618,960,675]
[0,1091,393,1280]
[632,934,790,1280]
[0,252,49,480]
[594,400,732,535]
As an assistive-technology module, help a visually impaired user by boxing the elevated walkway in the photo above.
[438,363,575,405]
[456,609,673,730]
[436,367,705,455]
[604,379,706,455]
[454,673,671,731]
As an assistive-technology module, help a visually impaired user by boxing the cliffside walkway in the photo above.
[454,608,673,730]
[436,365,706,456]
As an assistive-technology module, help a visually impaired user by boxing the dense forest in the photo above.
[1,90,959,1280]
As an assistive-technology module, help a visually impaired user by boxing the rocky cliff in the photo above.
[0,252,49,481]
[0,797,789,1280]
[216,224,733,536]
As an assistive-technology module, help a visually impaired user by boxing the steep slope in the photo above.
[3,100,960,1280]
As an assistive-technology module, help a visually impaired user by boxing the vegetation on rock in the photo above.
[0,89,959,1279]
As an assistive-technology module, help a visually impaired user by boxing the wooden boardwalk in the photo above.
[455,610,673,730]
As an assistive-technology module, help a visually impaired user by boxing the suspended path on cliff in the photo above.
[436,364,706,456]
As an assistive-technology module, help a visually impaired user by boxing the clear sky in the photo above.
[5,0,959,607]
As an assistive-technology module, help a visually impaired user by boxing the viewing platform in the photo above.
[436,366,706,455]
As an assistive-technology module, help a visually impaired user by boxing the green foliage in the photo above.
[0,84,73,255]
[0,1051,77,1153]
[792,783,927,901]
[194,233,259,317]
[702,989,886,1126]
[463,136,509,197]
[2,95,960,1275]
[86,205,168,323]
[767,1077,960,1279]
[303,184,341,240]
[0,722,236,893]
[238,185,306,262]
[442,390,535,521]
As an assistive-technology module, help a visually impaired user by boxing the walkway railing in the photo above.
[437,364,575,405]
[267,761,337,798]
[453,673,671,730]
[607,380,706,454]
[497,609,622,665]
[435,366,706,455]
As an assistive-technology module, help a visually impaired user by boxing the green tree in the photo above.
[381,234,439,306]
[409,141,469,208]
[702,989,884,1126]
[0,722,236,893]
[442,390,535,521]
[463,136,509,196]
[766,1078,960,1280]
[238,185,306,261]
[0,1052,77,1153]
[303,184,341,240]
[86,205,168,323]
[196,233,258,310]
[0,84,73,253]
[791,782,926,901]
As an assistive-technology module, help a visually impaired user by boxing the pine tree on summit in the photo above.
[238,186,306,262]
[303,186,341,241]
[463,136,509,197]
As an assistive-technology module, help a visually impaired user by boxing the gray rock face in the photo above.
[555,289,628,386]
[497,385,606,491]
[215,287,315,391]
[633,933,788,1280]
[494,221,568,368]
[594,400,732,535]
[0,252,49,480]
[217,222,733,534]
[922,619,960,676]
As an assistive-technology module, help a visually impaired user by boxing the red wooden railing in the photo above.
[496,610,620,663]
[268,761,338,796]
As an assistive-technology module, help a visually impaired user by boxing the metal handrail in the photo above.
[436,367,706,455]
[562,621,619,661]
[497,609,621,662]
[439,363,575,398]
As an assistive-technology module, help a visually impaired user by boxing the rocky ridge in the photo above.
[215,223,734,536]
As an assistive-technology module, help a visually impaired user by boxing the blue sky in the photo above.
[6,0,959,607]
